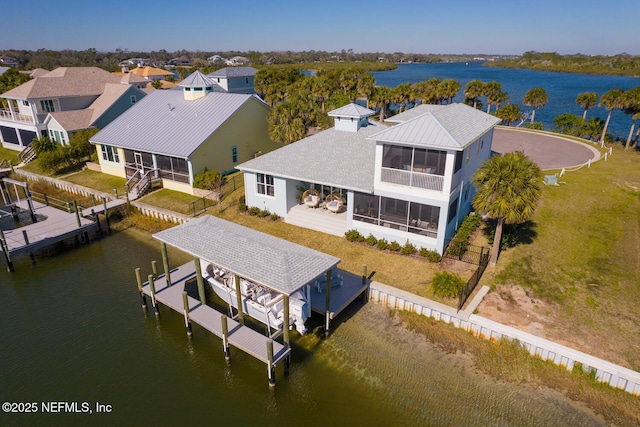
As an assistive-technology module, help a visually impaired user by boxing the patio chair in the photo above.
[302,188,320,208]
[325,193,344,213]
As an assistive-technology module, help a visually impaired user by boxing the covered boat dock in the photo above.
[137,215,369,386]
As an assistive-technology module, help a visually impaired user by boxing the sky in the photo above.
[2,0,639,55]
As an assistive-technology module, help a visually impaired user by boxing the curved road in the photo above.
[492,127,600,170]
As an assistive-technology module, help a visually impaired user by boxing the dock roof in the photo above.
[153,215,340,295]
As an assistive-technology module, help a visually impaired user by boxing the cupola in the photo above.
[179,70,215,101]
[328,103,375,132]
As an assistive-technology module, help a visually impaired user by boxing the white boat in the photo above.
[201,260,310,335]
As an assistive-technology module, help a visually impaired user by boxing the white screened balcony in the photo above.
[380,167,444,191]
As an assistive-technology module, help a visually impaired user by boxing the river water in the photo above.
[373,62,639,140]
[0,229,608,426]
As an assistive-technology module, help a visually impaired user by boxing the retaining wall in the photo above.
[369,281,640,396]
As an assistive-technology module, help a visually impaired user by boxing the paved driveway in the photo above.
[492,127,600,170]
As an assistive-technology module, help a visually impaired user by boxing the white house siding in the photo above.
[45,117,69,145]
[243,172,288,215]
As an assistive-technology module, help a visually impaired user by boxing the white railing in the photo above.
[0,109,35,124]
[381,167,444,191]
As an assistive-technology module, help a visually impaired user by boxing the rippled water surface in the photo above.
[0,230,607,426]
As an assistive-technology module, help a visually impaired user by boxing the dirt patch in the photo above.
[478,285,556,333]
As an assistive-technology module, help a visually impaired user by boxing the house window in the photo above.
[256,173,275,196]
[245,78,248,84]
[130,95,136,104]
[22,100,29,106]
[101,145,120,163]
[448,198,458,223]
[40,99,55,113]
[382,144,446,175]
[231,146,238,164]
[454,151,463,172]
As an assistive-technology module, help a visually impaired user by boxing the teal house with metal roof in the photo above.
[237,102,501,254]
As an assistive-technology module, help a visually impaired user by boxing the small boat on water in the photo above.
[201,260,310,335]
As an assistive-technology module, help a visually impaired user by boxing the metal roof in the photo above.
[154,215,340,295]
[90,90,262,158]
[207,67,257,78]
[369,103,501,150]
[385,104,445,123]
[328,103,375,118]
[179,70,214,87]
[237,121,383,193]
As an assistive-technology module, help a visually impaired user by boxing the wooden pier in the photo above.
[0,199,98,270]
[140,262,291,366]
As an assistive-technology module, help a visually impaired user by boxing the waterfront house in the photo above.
[0,67,147,149]
[237,102,501,254]
[90,70,280,198]
[206,67,257,94]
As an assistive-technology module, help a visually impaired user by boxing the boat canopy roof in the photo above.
[153,215,340,296]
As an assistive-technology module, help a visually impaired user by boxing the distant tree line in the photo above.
[487,51,640,77]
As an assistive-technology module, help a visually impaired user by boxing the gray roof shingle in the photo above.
[154,215,340,295]
[238,121,383,193]
[207,67,257,78]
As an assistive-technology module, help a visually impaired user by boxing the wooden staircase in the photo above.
[126,169,162,200]
[18,145,37,165]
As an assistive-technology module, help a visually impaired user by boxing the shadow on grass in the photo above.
[483,220,538,248]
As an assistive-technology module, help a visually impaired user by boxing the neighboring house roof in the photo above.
[91,90,264,158]
[207,66,257,78]
[153,215,340,295]
[117,72,148,84]
[48,110,94,132]
[369,103,501,150]
[1,67,123,99]
[129,66,173,78]
[328,103,375,119]
[29,68,49,79]
[0,66,9,76]
[238,121,384,193]
[46,84,142,131]
[179,70,214,87]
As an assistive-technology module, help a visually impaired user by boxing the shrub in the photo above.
[401,240,416,255]
[446,213,481,256]
[345,229,365,242]
[487,223,521,249]
[193,169,222,191]
[248,206,260,216]
[388,241,402,252]
[419,247,442,263]
[257,209,270,218]
[239,195,246,204]
[365,233,377,246]
[269,213,280,221]
[238,202,248,212]
[376,238,389,251]
[431,271,466,298]
[31,137,57,155]
[526,122,543,130]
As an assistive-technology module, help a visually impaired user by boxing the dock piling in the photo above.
[21,230,36,263]
[267,339,276,387]
[0,228,14,272]
[151,260,158,278]
[148,274,159,316]
[325,268,332,336]
[161,243,171,287]
[234,274,245,326]
[135,268,147,308]
[221,315,230,360]
[73,201,81,228]
[194,258,206,305]
[182,291,192,336]
[362,264,367,284]
[102,197,110,230]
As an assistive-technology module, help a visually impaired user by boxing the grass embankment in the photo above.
[0,146,19,166]
[63,169,126,196]
[484,146,640,370]
[396,310,640,426]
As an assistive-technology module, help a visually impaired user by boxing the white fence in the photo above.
[369,282,640,396]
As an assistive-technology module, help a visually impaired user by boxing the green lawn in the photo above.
[484,146,640,370]
[0,146,20,166]
[63,169,127,196]
[138,189,208,216]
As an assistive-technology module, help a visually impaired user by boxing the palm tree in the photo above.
[394,83,414,113]
[576,92,598,121]
[472,152,542,266]
[413,79,440,104]
[484,82,509,114]
[268,101,306,144]
[621,87,640,149]
[523,87,548,124]
[598,88,625,146]
[356,73,376,109]
[495,104,522,126]
[440,79,461,104]
[464,79,485,109]
[584,118,604,142]
[370,86,393,122]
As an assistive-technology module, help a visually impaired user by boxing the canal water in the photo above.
[373,62,639,141]
[0,230,607,426]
